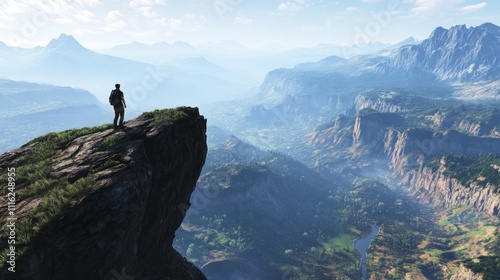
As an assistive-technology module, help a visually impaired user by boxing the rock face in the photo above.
[346,108,500,216]
[381,128,500,216]
[352,110,404,157]
[406,168,500,216]
[0,107,208,280]
[384,129,500,172]
[390,23,500,83]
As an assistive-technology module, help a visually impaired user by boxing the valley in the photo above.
[174,23,500,279]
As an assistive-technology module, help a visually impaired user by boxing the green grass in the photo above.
[90,159,122,173]
[102,134,127,149]
[144,106,190,126]
[27,123,113,147]
[0,123,114,269]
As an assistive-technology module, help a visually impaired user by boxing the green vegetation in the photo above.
[144,106,190,126]
[27,123,113,147]
[0,123,113,268]
[463,256,500,279]
[175,150,362,279]
[426,154,500,190]
[102,134,128,149]
[90,159,122,173]
[464,227,500,279]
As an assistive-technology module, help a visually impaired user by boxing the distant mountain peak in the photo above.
[429,26,447,38]
[401,36,417,44]
[479,22,500,30]
[389,36,420,49]
[172,40,192,46]
[46,34,86,51]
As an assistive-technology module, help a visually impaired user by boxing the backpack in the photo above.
[109,90,121,106]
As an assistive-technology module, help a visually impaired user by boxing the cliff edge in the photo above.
[0,107,208,280]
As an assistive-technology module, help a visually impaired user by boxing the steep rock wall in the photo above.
[352,112,500,216]
[0,107,208,280]
[405,168,500,216]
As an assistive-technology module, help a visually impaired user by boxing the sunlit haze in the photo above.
[1,0,499,49]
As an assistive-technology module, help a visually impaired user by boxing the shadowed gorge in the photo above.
[0,107,208,280]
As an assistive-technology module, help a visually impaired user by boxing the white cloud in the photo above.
[183,13,206,23]
[0,0,105,25]
[407,0,464,15]
[234,17,253,25]
[75,9,99,23]
[106,10,126,31]
[460,2,487,13]
[107,10,122,21]
[129,0,166,8]
[75,0,102,7]
[278,1,304,12]
[0,1,29,15]
[345,7,360,13]
[129,0,166,19]
[139,6,158,18]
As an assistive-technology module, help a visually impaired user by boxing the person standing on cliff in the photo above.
[111,83,127,129]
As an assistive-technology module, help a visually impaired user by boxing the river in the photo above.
[353,225,380,280]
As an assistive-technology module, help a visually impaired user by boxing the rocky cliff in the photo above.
[384,128,500,171]
[406,167,500,216]
[0,107,208,280]
[382,127,500,216]
[352,110,404,157]
[347,108,500,216]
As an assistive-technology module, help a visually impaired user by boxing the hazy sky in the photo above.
[0,0,499,49]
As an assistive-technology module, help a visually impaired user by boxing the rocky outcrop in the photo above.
[355,92,408,113]
[384,129,500,173]
[406,168,500,216]
[307,114,353,149]
[352,110,404,157]
[0,107,208,279]
[426,109,500,137]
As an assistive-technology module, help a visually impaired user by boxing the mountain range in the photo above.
[0,32,421,113]
[252,23,499,117]
[0,79,111,153]
[199,23,500,279]
[390,23,500,83]
[0,35,254,109]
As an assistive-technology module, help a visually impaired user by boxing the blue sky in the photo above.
[0,0,498,49]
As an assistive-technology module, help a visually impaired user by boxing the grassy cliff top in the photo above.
[0,106,201,269]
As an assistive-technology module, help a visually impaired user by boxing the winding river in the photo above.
[353,225,380,280]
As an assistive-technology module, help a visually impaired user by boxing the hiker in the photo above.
[110,83,127,128]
